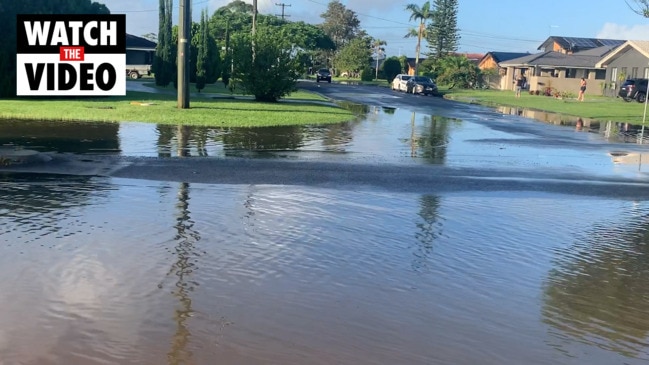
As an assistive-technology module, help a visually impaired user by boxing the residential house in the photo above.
[538,36,624,54]
[478,52,530,89]
[454,52,484,64]
[595,40,649,97]
[478,52,530,72]
[125,34,156,77]
[499,43,618,94]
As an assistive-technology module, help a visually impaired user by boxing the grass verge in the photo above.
[0,90,354,127]
[443,88,649,125]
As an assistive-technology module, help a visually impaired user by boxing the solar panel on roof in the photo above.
[599,39,624,46]
[576,38,597,47]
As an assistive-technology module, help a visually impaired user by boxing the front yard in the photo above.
[443,88,649,125]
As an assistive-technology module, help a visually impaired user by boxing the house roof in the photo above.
[406,57,426,65]
[453,52,484,61]
[480,51,531,65]
[538,36,625,52]
[126,33,156,50]
[500,48,611,69]
[596,40,649,67]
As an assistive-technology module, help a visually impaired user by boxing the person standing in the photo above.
[514,74,524,98]
[578,78,587,101]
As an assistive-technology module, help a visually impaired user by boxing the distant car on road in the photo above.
[618,78,648,102]
[391,74,412,92]
[406,76,438,95]
[316,68,332,83]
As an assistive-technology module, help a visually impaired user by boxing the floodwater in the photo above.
[2,104,649,364]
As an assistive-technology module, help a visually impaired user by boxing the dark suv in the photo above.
[316,68,332,83]
[619,78,648,102]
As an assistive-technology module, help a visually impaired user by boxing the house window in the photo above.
[611,67,618,81]
[632,67,638,78]
[621,67,628,80]
[644,67,649,78]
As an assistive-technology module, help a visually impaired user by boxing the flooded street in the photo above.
[2,92,649,364]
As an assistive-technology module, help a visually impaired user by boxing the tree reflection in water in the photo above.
[156,125,209,157]
[412,194,443,272]
[543,214,649,359]
[165,181,201,365]
[222,125,304,152]
[419,115,454,164]
[405,112,456,163]
[177,126,191,157]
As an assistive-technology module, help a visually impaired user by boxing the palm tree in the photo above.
[627,0,649,17]
[404,27,428,39]
[405,1,434,75]
[371,38,387,79]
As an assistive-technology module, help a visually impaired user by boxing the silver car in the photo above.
[391,74,412,92]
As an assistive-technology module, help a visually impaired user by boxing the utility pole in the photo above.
[252,0,258,36]
[252,0,257,61]
[275,3,291,20]
[177,0,191,109]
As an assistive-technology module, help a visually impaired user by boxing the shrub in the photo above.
[360,68,374,81]
[230,27,302,102]
[534,90,540,95]
[560,90,576,99]
[382,57,402,83]
[544,87,555,96]
[529,90,535,95]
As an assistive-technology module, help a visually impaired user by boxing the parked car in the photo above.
[406,76,438,95]
[618,78,648,102]
[391,74,412,91]
[316,68,332,83]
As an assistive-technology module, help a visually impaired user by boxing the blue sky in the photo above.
[103,0,649,57]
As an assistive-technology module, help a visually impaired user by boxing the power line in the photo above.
[112,0,209,13]
[275,3,291,20]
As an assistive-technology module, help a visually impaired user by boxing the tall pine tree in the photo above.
[195,9,208,92]
[426,0,460,59]
[155,0,174,86]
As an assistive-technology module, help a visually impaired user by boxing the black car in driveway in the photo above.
[316,68,332,83]
[619,78,648,102]
[406,76,438,95]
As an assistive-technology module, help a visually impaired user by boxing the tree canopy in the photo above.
[406,1,434,74]
[154,0,175,87]
[334,37,372,76]
[426,0,460,59]
[230,26,302,102]
[320,0,362,49]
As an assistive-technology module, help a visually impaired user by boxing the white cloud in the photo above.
[208,0,275,14]
[596,22,649,41]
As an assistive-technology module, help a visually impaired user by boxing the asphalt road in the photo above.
[297,80,472,116]
[4,81,649,199]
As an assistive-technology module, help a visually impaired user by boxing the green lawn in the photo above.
[0,91,355,127]
[443,88,649,125]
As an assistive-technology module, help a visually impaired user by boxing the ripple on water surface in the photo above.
[1,177,649,364]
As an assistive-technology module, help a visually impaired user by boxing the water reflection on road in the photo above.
[1,177,649,364]
[2,103,649,364]
[2,106,649,174]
